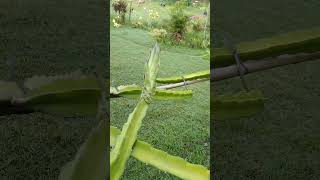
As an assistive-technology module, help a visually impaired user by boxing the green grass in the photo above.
[0,0,106,179]
[110,27,210,179]
[213,1,320,179]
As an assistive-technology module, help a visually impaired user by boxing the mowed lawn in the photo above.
[213,1,320,179]
[110,27,210,179]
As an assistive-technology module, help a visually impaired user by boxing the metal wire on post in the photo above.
[221,32,249,91]
[233,49,249,91]
[141,86,153,104]
[181,75,188,90]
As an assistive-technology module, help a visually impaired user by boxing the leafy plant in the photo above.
[147,9,160,28]
[113,16,122,28]
[148,9,159,20]
[150,28,168,42]
[131,20,144,28]
[59,119,108,180]
[185,0,192,6]
[169,1,189,40]
[212,91,265,120]
[156,69,209,83]
[184,31,206,48]
[212,27,320,67]
[110,126,209,179]
[0,74,102,116]
[112,0,128,23]
[189,16,205,31]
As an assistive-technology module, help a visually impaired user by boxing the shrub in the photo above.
[184,0,192,6]
[132,20,144,28]
[201,37,210,48]
[177,31,210,49]
[148,9,160,28]
[169,2,189,37]
[148,9,159,20]
[113,16,122,28]
[189,15,205,31]
[192,0,200,7]
[150,28,168,42]
[183,32,203,48]
[112,0,127,23]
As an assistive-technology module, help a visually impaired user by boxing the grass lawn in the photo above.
[110,26,210,179]
[0,0,106,179]
[213,1,320,179]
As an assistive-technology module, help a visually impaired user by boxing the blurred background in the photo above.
[0,0,107,179]
[212,1,320,179]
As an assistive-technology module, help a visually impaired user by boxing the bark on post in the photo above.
[211,52,320,82]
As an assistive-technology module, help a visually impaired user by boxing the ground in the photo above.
[213,1,320,179]
[110,27,210,179]
[0,0,107,179]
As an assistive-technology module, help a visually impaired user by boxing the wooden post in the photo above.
[211,52,320,82]
[129,0,133,23]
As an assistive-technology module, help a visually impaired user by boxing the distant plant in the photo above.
[150,28,168,42]
[169,2,189,41]
[189,15,205,31]
[184,0,192,6]
[183,31,203,48]
[168,30,209,49]
[137,0,145,6]
[147,9,160,28]
[132,20,144,28]
[192,0,200,7]
[160,0,166,7]
[113,16,122,28]
[112,0,128,23]
[201,37,210,48]
[148,9,159,20]
[128,0,134,22]
[112,0,127,14]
